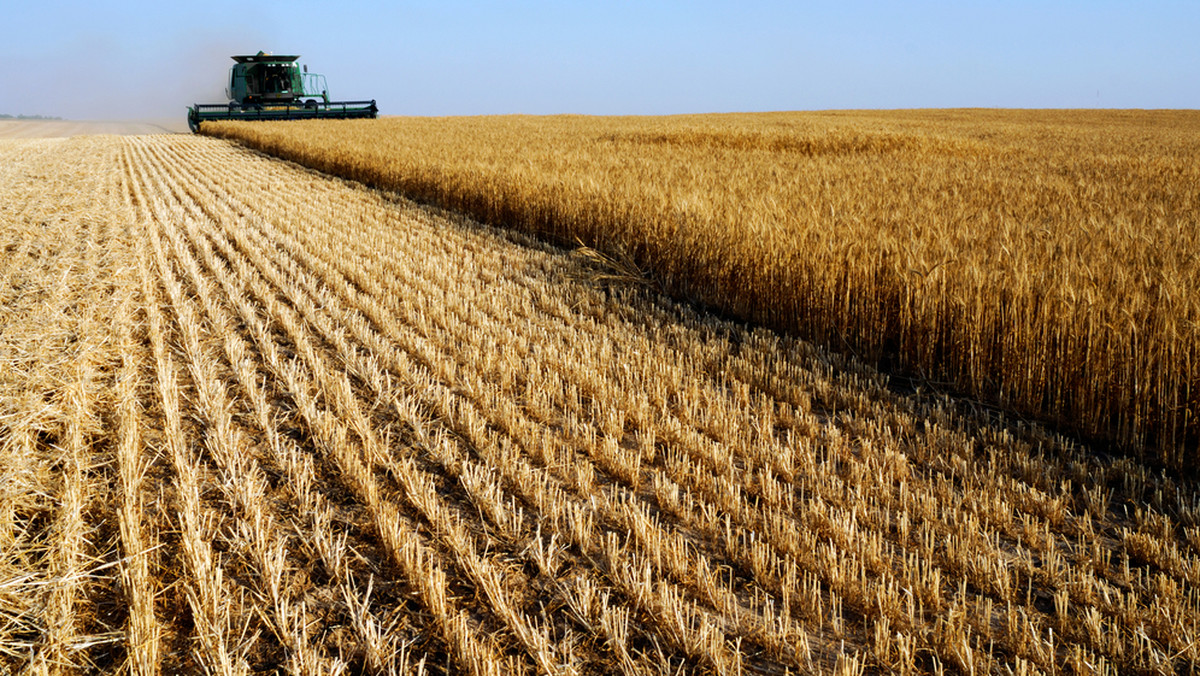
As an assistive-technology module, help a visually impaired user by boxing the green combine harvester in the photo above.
[187,52,377,133]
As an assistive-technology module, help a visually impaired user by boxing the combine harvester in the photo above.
[187,51,377,133]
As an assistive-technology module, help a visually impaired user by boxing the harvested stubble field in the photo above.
[206,111,1200,468]
[0,127,1198,676]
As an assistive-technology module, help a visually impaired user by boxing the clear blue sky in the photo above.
[2,0,1197,119]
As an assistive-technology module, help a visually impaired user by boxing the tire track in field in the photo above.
[1,137,129,673]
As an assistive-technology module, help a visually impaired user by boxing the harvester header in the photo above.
[187,51,377,133]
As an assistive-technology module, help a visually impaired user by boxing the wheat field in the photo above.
[1,132,1198,675]
[205,111,1200,468]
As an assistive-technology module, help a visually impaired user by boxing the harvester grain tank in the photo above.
[187,52,377,133]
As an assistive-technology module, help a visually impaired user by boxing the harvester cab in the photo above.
[188,52,377,133]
